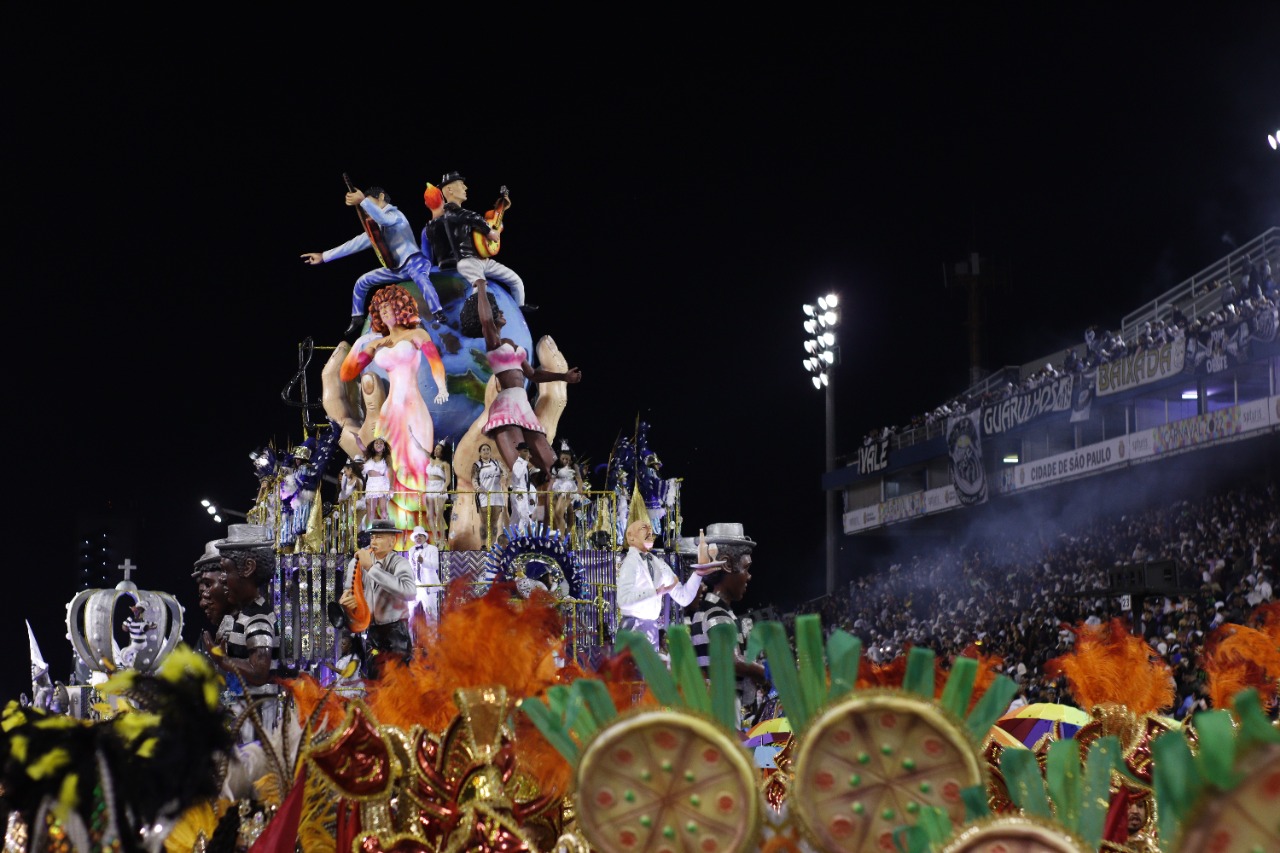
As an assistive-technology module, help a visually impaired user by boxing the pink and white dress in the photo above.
[373,340,436,493]
[483,342,544,434]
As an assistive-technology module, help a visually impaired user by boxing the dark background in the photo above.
[7,13,1279,699]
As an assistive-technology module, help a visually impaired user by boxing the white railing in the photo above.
[1121,227,1279,339]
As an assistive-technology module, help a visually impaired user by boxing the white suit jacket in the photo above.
[616,547,702,621]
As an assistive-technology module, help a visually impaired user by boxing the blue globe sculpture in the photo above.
[350,268,534,443]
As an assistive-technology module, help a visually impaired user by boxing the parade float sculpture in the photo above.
[320,271,583,552]
[65,559,184,678]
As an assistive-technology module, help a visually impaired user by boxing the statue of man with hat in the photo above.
[407,525,441,634]
[301,179,446,341]
[686,523,767,718]
[191,540,232,653]
[202,524,280,737]
[425,171,533,311]
[616,519,706,654]
[340,518,418,672]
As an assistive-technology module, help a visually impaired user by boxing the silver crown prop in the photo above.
[65,558,184,674]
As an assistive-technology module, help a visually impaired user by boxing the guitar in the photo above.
[345,552,373,632]
[472,185,510,259]
[344,172,395,269]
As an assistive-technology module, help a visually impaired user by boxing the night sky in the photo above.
[8,14,1279,699]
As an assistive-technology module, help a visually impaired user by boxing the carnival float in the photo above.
[3,175,1278,853]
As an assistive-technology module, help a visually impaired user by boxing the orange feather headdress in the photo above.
[1044,618,1175,717]
[1201,621,1280,712]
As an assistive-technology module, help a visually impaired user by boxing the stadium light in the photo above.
[802,292,841,595]
[201,498,246,525]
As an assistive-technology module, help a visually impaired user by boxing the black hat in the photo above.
[366,518,406,535]
[440,171,466,187]
[516,441,530,451]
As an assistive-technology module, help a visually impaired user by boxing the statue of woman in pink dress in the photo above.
[341,285,448,531]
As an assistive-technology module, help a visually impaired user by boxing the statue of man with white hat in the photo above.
[687,523,768,718]
[408,525,441,633]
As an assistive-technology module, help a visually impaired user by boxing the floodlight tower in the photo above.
[802,294,841,595]
[200,498,246,524]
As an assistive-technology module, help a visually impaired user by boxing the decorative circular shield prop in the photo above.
[1172,741,1280,853]
[576,708,761,853]
[483,523,583,599]
[791,692,984,852]
[939,815,1089,852]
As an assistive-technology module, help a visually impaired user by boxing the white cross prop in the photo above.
[118,558,137,583]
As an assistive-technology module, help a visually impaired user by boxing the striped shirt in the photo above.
[688,592,744,673]
[224,596,278,695]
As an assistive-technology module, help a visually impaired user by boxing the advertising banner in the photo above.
[1126,428,1156,461]
[881,492,926,525]
[1006,436,1128,492]
[924,485,959,514]
[844,504,880,534]
[1153,405,1247,453]
[1236,397,1272,434]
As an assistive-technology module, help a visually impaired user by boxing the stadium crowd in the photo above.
[787,480,1280,718]
[860,250,1278,450]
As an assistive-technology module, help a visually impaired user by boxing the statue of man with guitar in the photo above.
[302,177,446,341]
[426,171,534,312]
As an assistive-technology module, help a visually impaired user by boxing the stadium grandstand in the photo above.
[829,226,1278,533]
[786,226,1280,718]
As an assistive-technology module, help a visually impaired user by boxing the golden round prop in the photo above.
[576,708,762,853]
[791,692,984,852]
[940,815,1090,853]
[1173,741,1280,853]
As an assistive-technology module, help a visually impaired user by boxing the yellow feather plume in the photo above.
[163,800,226,853]
[27,748,72,781]
[55,772,79,822]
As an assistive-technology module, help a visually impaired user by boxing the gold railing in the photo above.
[308,488,624,552]
[251,474,685,557]
[254,476,691,661]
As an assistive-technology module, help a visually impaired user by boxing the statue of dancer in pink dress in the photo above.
[459,279,581,488]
